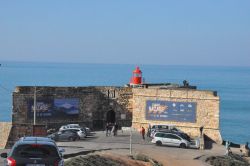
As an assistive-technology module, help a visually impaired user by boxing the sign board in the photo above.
[28,98,79,118]
[146,100,196,122]
[54,98,79,116]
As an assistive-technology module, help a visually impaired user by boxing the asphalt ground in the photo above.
[0,129,242,166]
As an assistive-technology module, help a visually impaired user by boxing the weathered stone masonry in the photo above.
[132,88,222,143]
[0,85,222,148]
[7,86,133,146]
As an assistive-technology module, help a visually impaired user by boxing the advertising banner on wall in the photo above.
[28,99,54,117]
[54,98,79,116]
[146,100,196,123]
[28,98,79,118]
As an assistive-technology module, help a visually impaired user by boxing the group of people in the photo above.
[106,123,119,136]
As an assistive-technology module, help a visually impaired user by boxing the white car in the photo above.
[59,124,81,131]
[151,132,190,148]
[189,137,200,149]
[59,124,88,138]
[64,128,87,139]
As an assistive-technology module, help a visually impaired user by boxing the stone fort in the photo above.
[0,83,222,148]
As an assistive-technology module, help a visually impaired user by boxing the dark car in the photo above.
[48,130,79,141]
[0,137,64,166]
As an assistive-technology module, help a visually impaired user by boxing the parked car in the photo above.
[59,124,81,131]
[59,124,90,137]
[0,137,64,166]
[65,128,87,139]
[59,124,90,135]
[151,132,190,148]
[189,137,200,149]
[48,130,79,141]
[149,124,183,138]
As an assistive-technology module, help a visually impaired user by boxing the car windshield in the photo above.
[13,144,59,158]
[179,133,191,141]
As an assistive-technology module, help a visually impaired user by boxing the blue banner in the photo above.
[28,98,79,118]
[146,100,196,122]
[54,98,79,115]
[28,99,53,117]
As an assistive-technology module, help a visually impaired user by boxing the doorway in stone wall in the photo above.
[106,109,116,124]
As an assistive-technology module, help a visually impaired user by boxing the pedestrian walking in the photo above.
[111,124,115,136]
[141,127,145,140]
[106,123,109,136]
[114,123,118,136]
[106,123,112,136]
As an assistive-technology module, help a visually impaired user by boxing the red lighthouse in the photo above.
[130,66,142,86]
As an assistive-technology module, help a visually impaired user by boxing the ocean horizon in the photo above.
[0,61,249,144]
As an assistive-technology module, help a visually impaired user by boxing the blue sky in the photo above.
[0,1,249,66]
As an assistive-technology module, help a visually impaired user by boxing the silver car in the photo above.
[64,128,87,139]
[151,132,190,148]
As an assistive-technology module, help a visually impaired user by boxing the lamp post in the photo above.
[33,86,37,125]
[130,127,132,155]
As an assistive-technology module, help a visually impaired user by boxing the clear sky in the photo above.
[0,1,249,66]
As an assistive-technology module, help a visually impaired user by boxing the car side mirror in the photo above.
[0,153,7,158]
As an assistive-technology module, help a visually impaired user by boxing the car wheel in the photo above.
[68,137,74,141]
[180,143,186,148]
[156,141,162,146]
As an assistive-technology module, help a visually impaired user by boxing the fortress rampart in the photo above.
[132,88,222,143]
[0,85,222,148]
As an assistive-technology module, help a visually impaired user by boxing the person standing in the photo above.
[114,123,118,136]
[105,123,109,136]
[225,140,231,156]
[147,124,151,137]
[199,126,204,137]
[141,127,145,140]
[199,126,204,150]
[111,124,115,136]
[244,142,249,157]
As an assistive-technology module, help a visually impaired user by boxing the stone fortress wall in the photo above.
[0,85,222,148]
[132,88,222,143]
[4,86,133,148]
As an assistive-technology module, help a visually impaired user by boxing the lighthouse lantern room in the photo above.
[130,66,142,86]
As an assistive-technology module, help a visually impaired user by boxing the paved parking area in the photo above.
[0,130,229,166]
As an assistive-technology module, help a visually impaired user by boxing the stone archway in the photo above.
[106,110,116,123]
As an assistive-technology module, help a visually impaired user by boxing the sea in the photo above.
[0,61,249,144]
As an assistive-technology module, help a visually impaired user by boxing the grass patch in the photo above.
[205,154,250,166]
[130,153,163,166]
[65,155,122,166]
